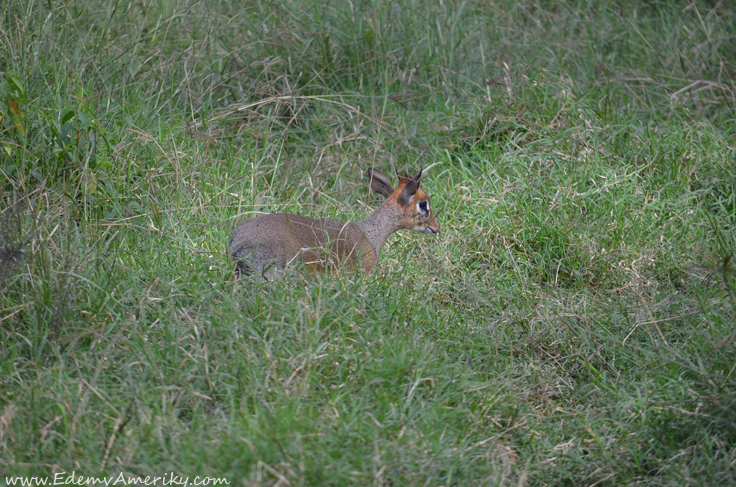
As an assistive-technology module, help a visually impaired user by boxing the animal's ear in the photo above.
[367,168,394,199]
[399,178,419,206]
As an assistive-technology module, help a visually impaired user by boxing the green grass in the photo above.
[1,0,735,485]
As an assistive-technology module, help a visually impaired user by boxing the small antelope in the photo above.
[230,168,440,280]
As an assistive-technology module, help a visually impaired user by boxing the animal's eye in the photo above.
[417,200,430,214]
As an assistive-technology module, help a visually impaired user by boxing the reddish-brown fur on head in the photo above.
[368,168,440,235]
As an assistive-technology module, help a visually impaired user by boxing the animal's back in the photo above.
[229,213,376,278]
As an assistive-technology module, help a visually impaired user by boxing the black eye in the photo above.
[419,200,429,212]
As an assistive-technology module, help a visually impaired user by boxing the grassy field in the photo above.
[1,0,735,485]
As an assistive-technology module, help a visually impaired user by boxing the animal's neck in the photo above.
[357,203,402,254]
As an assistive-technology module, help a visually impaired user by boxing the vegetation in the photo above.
[1,0,735,484]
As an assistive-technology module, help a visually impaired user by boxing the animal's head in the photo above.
[367,167,440,235]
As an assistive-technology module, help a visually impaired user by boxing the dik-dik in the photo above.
[229,168,440,280]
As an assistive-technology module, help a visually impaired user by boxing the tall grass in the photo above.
[1,0,735,485]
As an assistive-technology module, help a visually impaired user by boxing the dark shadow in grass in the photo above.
[0,196,28,294]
